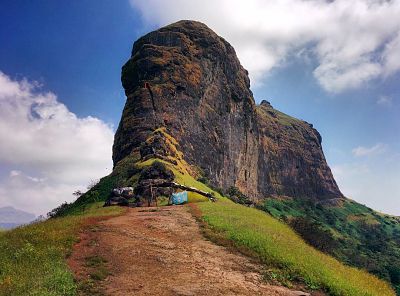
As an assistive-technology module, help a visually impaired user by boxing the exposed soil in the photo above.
[69,206,311,295]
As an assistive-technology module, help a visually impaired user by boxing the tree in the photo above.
[73,190,83,198]
[87,179,99,190]
[47,202,71,218]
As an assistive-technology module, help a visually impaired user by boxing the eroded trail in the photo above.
[70,206,309,296]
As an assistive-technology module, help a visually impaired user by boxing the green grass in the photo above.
[197,199,395,296]
[5,137,392,296]
[0,203,122,296]
[257,103,303,128]
[132,156,395,294]
[84,255,109,282]
[187,191,209,203]
[147,156,395,294]
[263,197,400,293]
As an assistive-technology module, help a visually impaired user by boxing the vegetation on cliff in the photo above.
[2,127,395,295]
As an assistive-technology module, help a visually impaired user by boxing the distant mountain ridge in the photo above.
[0,206,36,229]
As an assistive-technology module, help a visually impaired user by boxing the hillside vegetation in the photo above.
[169,161,395,295]
[65,150,394,295]
[263,198,400,294]
[42,124,397,295]
[6,128,395,295]
[0,203,122,295]
[199,199,394,295]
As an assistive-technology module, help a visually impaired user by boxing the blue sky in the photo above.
[0,0,399,215]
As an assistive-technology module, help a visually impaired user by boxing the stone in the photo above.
[104,196,129,207]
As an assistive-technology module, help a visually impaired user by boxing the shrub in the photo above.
[138,160,173,181]
[197,176,209,185]
[289,217,338,254]
[227,186,252,206]
[47,202,73,218]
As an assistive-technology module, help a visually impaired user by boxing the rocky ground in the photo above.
[68,206,311,296]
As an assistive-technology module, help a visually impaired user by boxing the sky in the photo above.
[0,0,399,216]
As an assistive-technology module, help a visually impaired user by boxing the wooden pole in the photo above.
[139,181,216,202]
[149,185,153,207]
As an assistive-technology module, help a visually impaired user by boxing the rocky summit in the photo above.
[113,20,343,202]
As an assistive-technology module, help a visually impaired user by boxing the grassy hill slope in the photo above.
[169,161,395,295]
[58,128,396,295]
[261,197,400,294]
[0,204,122,295]
[67,150,394,295]
[2,128,396,295]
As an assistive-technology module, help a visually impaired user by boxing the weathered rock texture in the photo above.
[113,20,343,201]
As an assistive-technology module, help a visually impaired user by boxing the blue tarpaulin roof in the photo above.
[171,191,188,205]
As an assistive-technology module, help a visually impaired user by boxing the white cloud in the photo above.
[130,0,400,92]
[377,95,393,106]
[9,170,21,177]
[352,143,387,157]
[0,71,114,215]
[383,32,400,76]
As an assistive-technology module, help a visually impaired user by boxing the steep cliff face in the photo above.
[113,20,343,201]
[256,101,342,200]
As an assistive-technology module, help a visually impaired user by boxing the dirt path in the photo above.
[70,206,310,296]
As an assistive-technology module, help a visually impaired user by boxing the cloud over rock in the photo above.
[0,72,114,215]
[131,0,400,92]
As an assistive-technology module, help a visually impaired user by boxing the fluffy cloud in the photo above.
[383,32,400,76]
[352,143,387,157]
[130,0,400,92]
[0,72,114,215]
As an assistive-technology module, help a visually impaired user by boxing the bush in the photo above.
[388,266,400,285]
[138,161,173,181]
[47,202,73,218]
[197,176,209,185]
[227,186,252,206]
[289,217,338,253]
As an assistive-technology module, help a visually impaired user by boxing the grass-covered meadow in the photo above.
[0,203,122,296]
[198,199,395,296]
[263,197,400,294]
